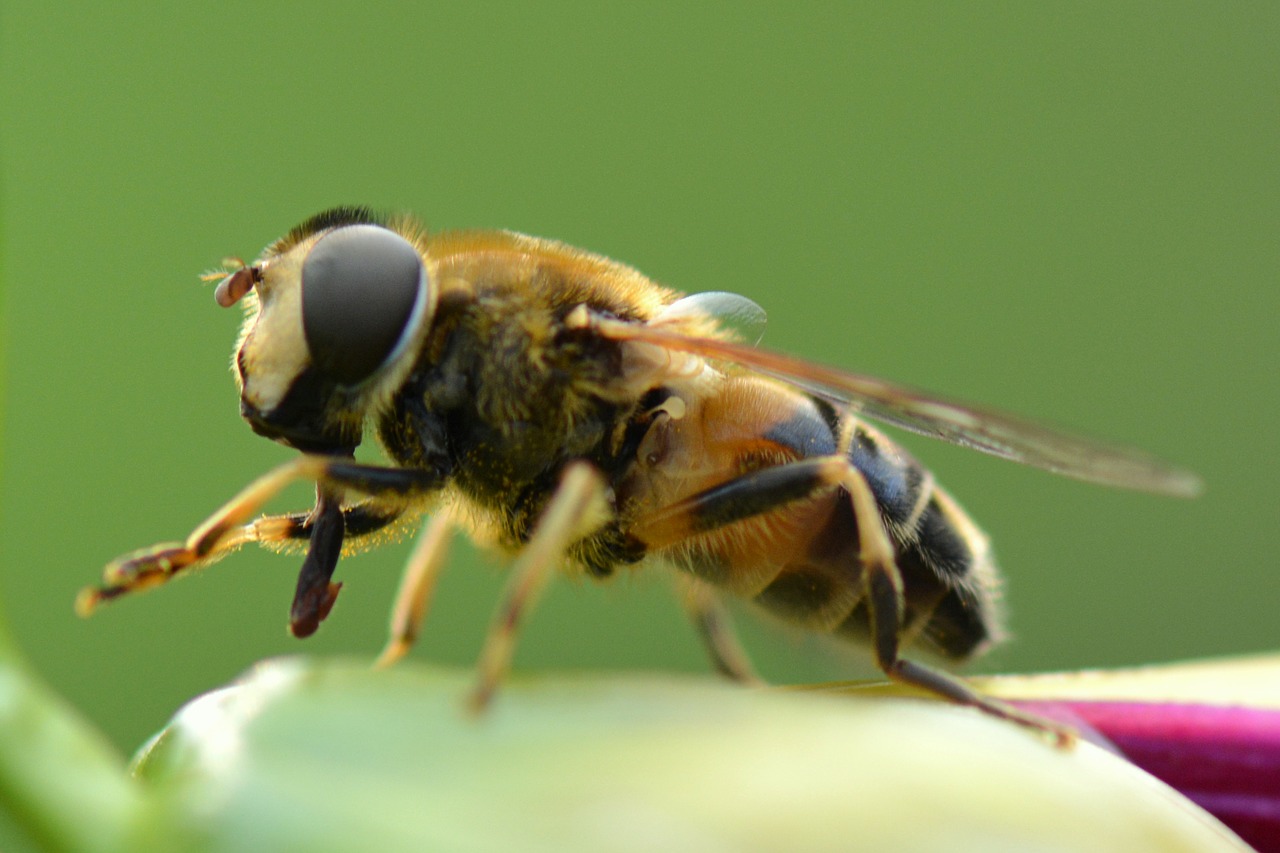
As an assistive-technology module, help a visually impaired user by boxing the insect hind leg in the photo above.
[634,453,1073,746]
[839,462,1075,747]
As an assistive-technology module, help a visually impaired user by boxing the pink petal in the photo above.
[1018,700,1280,853]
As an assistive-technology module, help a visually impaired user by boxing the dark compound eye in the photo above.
[301,224,428,386]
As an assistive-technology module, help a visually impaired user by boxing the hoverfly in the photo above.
[78,207,1200,742]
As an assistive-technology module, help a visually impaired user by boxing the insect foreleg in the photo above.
[254,499,417,546]
[467,462,610,714]
[78,456,446,615]
[288,485,346,638]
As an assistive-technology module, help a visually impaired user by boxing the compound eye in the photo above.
[301,224,428,386]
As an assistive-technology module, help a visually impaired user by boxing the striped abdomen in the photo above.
[662,381,1003,663]
[831,417,1002,660]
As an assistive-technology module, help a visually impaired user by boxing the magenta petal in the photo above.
[1019,700,1280,853]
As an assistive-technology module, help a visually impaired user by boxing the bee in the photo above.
[77,206,1200,742]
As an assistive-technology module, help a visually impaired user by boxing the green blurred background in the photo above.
[1,4,1275,754]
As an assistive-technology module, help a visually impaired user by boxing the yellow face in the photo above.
[234,237,315,419]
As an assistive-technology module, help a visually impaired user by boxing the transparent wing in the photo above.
[593,313,1201,498]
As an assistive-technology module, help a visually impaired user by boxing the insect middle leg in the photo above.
[467,461,609,714]
[634,458,852,684]
[373,509,456,669]
[634,456,1073,745]
[673,574,762,685]
[78,455,444,615]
